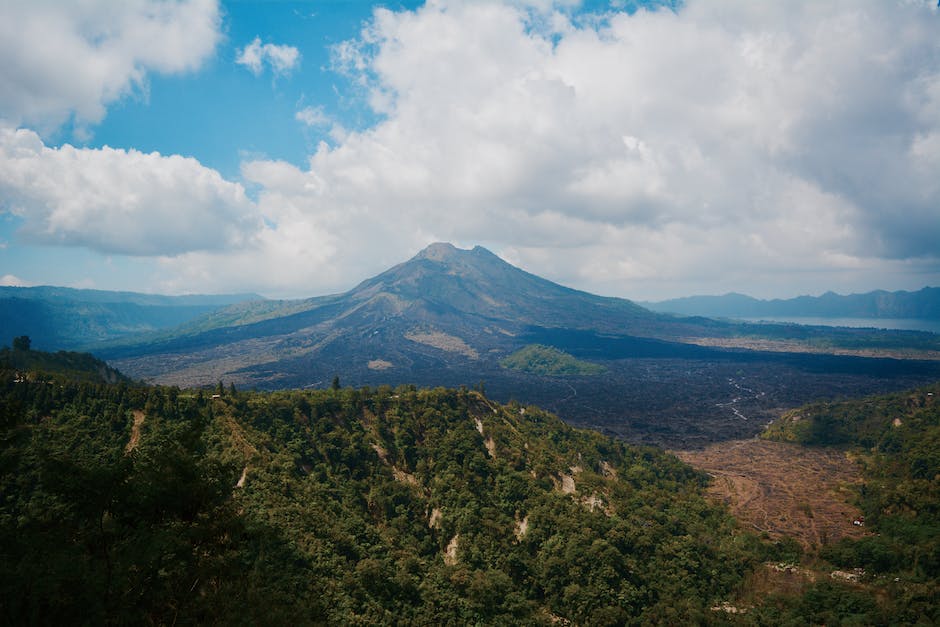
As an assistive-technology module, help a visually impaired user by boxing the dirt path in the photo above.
[124,410,145,454]
[675,439,868,550]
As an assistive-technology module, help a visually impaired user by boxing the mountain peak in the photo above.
[346,240,651,330]
[414,242,501,263]
[415,242,461,262]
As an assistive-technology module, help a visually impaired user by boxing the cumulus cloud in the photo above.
[184,0,937,300]
[8,0,937,300]
[237,37,301,76]
[0,0,221,133]
[0,274,27,287]
[0,128,260,256]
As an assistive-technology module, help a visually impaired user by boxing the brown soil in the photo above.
[404,330,479,359]
[124,410,145,454]
[675,439,868,550]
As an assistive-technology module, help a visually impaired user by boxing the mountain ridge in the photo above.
[644,287,940,320]
[0,285,262,306]
[0,285,262,350]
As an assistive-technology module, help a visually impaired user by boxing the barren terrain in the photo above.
[675,439,869,550]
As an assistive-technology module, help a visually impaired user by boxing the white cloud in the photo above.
[197,0,937,300]
[7,0,938,301]
[0,128,260,256]
[295,105,331,127]
[0,0,221,134]
[0,274,27,287]
[236,37,300,76]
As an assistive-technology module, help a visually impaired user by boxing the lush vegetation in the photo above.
[1,342,129,385]
[500,344,607,376]
[0,351,771,625]
[760,382,940,624]
[4,346,937,624]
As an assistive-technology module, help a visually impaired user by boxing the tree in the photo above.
[12,336,31,351]
[331,376,341,390]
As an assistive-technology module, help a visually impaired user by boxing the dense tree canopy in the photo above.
[0,355,768,624]
[1,350,935,624]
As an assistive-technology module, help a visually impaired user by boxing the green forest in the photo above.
[1,346,937,624]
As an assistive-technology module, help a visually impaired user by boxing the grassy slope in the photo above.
[500,344,607,376]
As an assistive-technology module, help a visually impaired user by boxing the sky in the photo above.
[1,0,939,302]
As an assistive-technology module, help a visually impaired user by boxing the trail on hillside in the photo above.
[124,410,145,454]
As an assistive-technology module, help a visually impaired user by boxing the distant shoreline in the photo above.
[732,316,940,334]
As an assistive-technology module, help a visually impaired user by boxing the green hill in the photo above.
[1,358,762,624]
[3,351,937,624]
[1,341,130,384]
[500,344,606,375]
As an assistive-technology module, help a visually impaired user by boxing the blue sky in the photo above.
[1,0,939,300]
[89,0,673,177]
[90,1,412,179]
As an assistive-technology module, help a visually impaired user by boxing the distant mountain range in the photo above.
[5,245,938,447]
[643,287,940,320]
[0,286,260,350]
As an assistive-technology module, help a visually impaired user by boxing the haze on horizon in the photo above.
[1,0,939,302]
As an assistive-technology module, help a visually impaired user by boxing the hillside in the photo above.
[1,355,764,624]
[5,352,935,623]
[645,287,940,321]
[671,382,940,624]
[99,243,663,370]
[764,381,940,559]
[0,342,129,385]
[0,285,260,350]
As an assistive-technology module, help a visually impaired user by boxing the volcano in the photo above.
[102,242,686,388]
